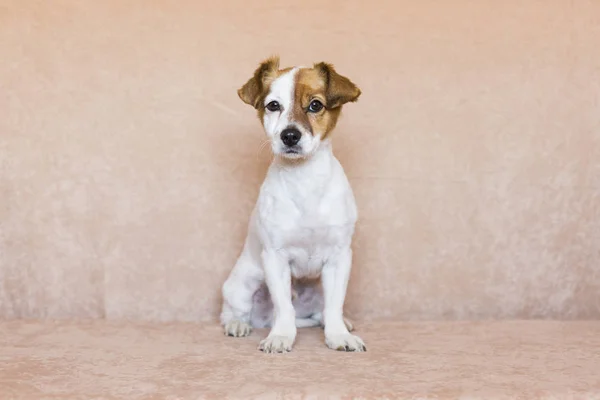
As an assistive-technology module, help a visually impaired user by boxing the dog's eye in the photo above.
[265,101,281,112]
[308,100,324,113]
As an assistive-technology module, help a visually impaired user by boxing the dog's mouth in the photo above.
[281,145,303,156]
[279,148,305,160]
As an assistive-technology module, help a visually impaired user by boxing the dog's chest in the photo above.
[285,229,347,279]
[258,191,355,279]
[256,153,357,278]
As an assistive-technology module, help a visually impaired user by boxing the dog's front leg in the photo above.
[258,250,296,353]
[322,248,366,352]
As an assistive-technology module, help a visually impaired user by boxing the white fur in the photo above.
[220,70,364,353]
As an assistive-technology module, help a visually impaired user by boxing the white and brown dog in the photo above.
[220,56,364,353]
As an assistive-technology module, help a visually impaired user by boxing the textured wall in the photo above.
[1,0,599,321]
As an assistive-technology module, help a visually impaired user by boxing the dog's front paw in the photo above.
[325,333,366,352]
[258,335,294,353]
[224,320,252,337]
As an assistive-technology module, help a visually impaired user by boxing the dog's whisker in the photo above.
[256,140,272,160]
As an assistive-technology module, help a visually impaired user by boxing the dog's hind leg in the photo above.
[292,281,355,332]
[295,317,321,328]
[220,239,264,337]
[309,312,355,332]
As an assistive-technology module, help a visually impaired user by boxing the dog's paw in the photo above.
[258,335,294,353]
[224,320,252,337]
[325,333,366,352]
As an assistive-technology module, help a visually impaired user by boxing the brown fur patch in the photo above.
[313,62,361,108]
[237,56,293,121]
[237,56,279,108]
[293,65,361,139]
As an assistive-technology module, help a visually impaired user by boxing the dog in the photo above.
[220,56,364,353]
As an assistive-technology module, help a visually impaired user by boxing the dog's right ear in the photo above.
[238,56,280,109]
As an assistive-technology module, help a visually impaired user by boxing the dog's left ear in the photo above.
[314,62,361,109]
[238,56,280,109]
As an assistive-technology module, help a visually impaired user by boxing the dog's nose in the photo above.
[281,128,301,147]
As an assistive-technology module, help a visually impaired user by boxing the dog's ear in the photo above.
[238,56,280,108]
[314,62,361,109]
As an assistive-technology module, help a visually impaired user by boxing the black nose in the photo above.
[281,128,301,147]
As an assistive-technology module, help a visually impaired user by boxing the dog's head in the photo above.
[238,56,361,159]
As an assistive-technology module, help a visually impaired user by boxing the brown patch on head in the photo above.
[238,58,361,140]
[313,62,361,108]
[237,56,280,108]
[292,63,361,139]
[237,56,293,120]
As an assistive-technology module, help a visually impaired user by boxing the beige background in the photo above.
[1,0,599,322]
